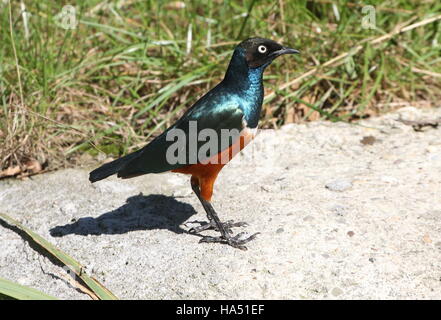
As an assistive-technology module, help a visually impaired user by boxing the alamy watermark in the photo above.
[361,5,376,29]
[165,121,244,165]
[54,5,78,30]
[163,121,281,168]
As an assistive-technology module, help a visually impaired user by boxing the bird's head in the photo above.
[238,37,300,69]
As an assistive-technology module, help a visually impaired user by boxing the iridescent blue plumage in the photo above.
[187,46,264,128]
[89,37,299,250]
[89,37,297,182]
[221,47,265,128]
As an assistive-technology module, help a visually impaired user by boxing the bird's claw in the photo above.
[199,232,260,250]
[187,220,248,234]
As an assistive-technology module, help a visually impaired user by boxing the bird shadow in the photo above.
[50,193,198,237]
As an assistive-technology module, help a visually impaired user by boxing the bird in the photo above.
[89,37,299,250]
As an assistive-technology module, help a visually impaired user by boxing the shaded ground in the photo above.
[1,106,441,299]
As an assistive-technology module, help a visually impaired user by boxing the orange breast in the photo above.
[172,128,256,201]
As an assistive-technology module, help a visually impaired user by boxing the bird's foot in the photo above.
[199,232,260,250]
[186,220,248,234]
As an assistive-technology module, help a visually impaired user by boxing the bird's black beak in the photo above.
[270,47,300,59]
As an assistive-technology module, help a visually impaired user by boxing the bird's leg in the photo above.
[188,178,247,234]
[189,178,259,250]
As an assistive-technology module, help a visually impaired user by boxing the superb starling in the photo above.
[89,37,299,250]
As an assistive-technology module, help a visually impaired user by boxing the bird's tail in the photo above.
[89,149,142,183]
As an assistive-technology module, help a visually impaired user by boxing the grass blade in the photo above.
[0,277,57,300]
[0,212,118,300]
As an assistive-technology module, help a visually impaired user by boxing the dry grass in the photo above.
[1,0,440,175]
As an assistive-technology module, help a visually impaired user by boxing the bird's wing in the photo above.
[117,102,245,177]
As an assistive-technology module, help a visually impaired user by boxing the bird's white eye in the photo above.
[257,45,267,54]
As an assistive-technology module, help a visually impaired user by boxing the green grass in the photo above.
[0,212,118,300]
[1,0,440,172]
[0,277,57,300]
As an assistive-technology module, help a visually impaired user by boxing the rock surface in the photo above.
[1,106,441,299]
